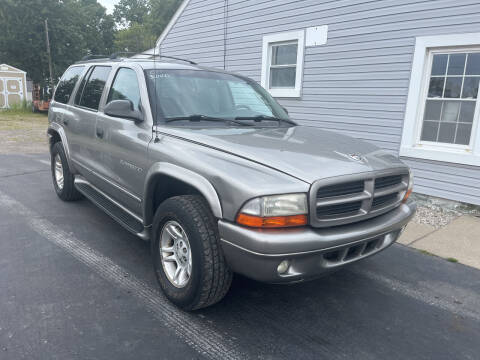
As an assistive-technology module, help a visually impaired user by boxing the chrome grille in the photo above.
[317,180,364,198]
[375,175,403,189]
[310,169,409,227]
[316,201,362,217]
[372,193,398,209]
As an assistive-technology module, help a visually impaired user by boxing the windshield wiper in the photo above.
[235,115,296,126]
[165,114,252,126]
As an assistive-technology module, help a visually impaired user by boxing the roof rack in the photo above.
[109,51,137,59]
[147,54,197,65]
[81,54,109,61]
[76,53,198,66]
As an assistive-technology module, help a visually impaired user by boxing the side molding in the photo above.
[47,123,75,171]
[143,162,223,225]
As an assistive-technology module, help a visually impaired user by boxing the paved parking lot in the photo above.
[1,153,479,360]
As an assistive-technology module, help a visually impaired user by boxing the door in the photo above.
[6,77,23,106]
[67,65,112,183]
[49,65,85,161]
[0,77,23,108]
[93,66,152,215]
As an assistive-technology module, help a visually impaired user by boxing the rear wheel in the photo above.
[51,142,83,201]
[152,195,232,310]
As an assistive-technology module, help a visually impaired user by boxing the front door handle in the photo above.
[96,127,104,138]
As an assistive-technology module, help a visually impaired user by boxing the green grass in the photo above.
[418,250,460,264]
[0,112,47,130]
[0,99,33,114]
[419,249,434,256]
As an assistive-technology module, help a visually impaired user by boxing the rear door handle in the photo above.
[96,127,104,138]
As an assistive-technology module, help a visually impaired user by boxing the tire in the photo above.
[152,195,232,310]
[51,142,83,201]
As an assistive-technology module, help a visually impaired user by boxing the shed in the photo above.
[0,64,27,108]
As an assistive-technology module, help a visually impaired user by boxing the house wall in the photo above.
[160,0,480,205]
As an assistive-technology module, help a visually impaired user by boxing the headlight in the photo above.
[236,193,308,228]
[402,170,414,202]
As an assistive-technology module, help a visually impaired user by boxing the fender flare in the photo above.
[47,123,75,171]
[143,162,223,225]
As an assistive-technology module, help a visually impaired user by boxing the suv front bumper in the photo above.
[219,199,416,283]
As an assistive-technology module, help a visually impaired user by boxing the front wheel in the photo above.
[50,142,83,201]
[152,195,232,310]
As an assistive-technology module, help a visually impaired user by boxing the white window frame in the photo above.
[400,33,480,166]
[261,30,305,98]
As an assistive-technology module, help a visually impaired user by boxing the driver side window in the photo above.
[107,68,141,112]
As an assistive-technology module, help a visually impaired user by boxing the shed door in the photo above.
[6,78,24,106]
[0,79,5,108]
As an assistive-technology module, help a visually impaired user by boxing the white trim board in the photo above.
[261,30,305,98]
[400,32,480,166]
[156,0,191,48]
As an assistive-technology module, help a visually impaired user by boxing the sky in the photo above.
[97,0,120,14]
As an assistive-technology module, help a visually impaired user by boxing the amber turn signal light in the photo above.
[236,213,308,228]
[402,188,412,203]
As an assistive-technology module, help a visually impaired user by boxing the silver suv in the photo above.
[48,55,416,310]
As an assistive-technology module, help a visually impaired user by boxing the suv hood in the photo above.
[158,125,406,183]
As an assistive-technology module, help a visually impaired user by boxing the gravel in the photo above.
[412,193,480,229]
[413,204,462,229]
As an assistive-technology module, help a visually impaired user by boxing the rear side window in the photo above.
[75,66,111,110]
[107,68,141,112]
[54,66,84,104]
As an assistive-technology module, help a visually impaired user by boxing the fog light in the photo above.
[277,260,290,274]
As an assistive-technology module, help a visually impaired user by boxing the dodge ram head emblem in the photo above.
[333,151,367,163]
[348,153,364,162]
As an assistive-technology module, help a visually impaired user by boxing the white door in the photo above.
[5,77,24,107]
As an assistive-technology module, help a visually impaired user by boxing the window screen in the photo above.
[75,66,111,111]
[107,68,141,112]
[421,52,480,145]
[269,42,298,88]
[54,66,84,104]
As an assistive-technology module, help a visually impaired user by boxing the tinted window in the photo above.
[74,67,93,105]
[76,66,111,110]
[54,66,84,104]
[107,68,141,112]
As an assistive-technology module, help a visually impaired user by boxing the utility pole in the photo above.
[44,19,54,97]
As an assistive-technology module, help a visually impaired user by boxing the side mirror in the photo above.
[282,106,289,114]
[104,100,143,122]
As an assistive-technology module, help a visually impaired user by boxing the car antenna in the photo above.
[153,44,160,143]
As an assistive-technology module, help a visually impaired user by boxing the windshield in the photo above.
[145,69,292,126]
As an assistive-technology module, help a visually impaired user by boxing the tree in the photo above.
[147,0,182,38]
[0,0,115,84]
[112,0,182,54]
[114,23,156,53]
[113,0,150,27]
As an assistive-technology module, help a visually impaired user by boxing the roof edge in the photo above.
[155,0,191,49]
[0,63,26,73]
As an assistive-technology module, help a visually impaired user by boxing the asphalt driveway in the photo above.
[1,153,479,360]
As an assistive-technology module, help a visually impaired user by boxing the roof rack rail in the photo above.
[81,54,109,61]
[109,51,137,59]
[148,54,197,65]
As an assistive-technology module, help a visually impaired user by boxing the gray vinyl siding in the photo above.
[160,0,480,205]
